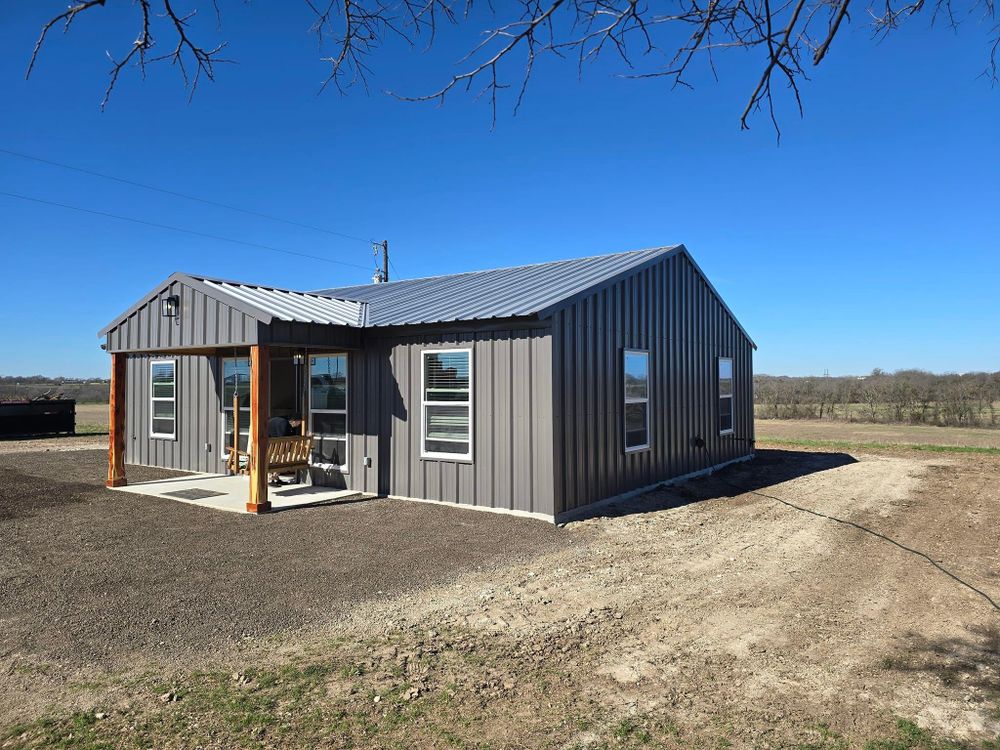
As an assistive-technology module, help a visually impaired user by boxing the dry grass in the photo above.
[756,418,1000,449]
[74,403,108,434]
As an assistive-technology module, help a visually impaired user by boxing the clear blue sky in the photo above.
[1,3,997,378]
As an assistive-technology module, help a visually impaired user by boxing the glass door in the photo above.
[308,354,348,470]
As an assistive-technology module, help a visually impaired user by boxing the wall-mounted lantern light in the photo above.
[161,295,180,318]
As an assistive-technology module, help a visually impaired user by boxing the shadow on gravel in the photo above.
[588,449,857,520]
[715,449,858,495]
[889,624,1000,696]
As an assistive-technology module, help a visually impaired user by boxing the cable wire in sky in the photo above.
[0,147,372,244]
[0,190,372,271]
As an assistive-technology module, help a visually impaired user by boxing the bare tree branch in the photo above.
[26,0,108,81]
[23,0,1000,133]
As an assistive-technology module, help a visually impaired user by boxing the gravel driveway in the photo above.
[0,449,567,669]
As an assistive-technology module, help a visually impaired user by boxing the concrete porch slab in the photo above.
[110,473,366,514]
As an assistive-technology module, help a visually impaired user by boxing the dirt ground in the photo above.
[757,418,1000,449]
[0,450,564,671]
[1,432,998,748]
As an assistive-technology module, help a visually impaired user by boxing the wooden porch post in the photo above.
[106,353,127,488]
[247,344,271,513]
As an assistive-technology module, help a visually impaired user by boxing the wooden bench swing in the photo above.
[225,394,313,480]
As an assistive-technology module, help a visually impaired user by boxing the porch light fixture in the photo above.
[161,295,180,318]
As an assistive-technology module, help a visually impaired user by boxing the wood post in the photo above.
[106,353,127,488]
[247,344,271,513]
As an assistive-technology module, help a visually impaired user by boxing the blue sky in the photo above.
[1,3,997,378]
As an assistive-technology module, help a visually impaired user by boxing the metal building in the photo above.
[100,245,755,522]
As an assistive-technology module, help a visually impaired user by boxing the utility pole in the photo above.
[372,240,390,283]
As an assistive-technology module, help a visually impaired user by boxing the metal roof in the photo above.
[193,276,367,327]
[314,246,680,327]
[100,245,755,348]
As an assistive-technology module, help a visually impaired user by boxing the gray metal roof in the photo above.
[192,276,367,327]
[314,246,680,327]
[98,272,367,336]
[101,245,755,348]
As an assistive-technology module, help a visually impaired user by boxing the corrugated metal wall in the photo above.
[114,252,753,520]
[551,251,754,516]
[106,279,258,352]
[124,353,223,473]
[342,324,555,517]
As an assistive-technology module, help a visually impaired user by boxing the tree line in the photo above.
[754,370,1000,428]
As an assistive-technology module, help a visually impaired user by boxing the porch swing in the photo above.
[225,355,314,481]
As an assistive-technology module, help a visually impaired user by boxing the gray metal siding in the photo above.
[340,325,555,517]
[124,353,224,473]
[106,279,259,352]
[552,252,754,515]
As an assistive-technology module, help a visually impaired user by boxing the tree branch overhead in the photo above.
[24,0,999,128]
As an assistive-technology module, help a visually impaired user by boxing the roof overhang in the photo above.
[99,272,367,337]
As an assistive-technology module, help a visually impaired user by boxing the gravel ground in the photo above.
[0,433,107,454]
[1,443,998,747]
[0,449,567,672]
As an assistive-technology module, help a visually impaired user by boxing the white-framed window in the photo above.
[421,348,473,460]
[719,356,734,434]
[309,354,348,469]
[150,359,176,439]
[623,349,650,451]
[221,357,251,455]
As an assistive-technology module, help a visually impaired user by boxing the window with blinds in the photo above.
[150,360,176,439]
[422,349,472,460]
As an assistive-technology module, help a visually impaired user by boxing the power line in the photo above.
[0,190,372,271]
[0,147,372,245]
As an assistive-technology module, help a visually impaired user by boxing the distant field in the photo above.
[75,403,108,434]
[756,418,1000,450]
[45,408,1000,447]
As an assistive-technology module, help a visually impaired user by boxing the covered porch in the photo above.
[101,272,368,514]
[108,471,367,514]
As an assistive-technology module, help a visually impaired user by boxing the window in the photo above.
[719,357,734,434]
[150,360,176,439]
[623,350,650,451]
[422,349,472,460]
[222,357,251,455]
[310,354,348,468]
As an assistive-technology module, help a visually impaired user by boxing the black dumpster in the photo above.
[0,399,76,437]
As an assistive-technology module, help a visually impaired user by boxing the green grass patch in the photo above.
[0,711,115,750]
[792,722,851,750]
[757,436,1000,455]
[864,718,967,750]
[74,424,108,435]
